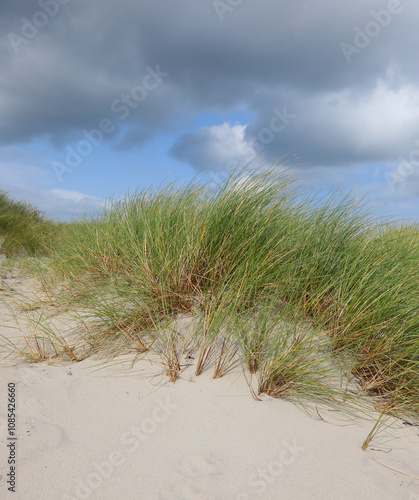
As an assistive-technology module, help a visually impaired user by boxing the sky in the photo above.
[1,0,419,222]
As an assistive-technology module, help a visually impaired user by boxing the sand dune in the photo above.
[1,270,419,500]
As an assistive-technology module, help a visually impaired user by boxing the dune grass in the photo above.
[0,190,59,256]
[1,163,418,448]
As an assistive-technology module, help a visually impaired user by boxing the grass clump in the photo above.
[0,190,59,256]
[1,162,419,446]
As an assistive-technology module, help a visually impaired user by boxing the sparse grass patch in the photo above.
[0,309,84,363]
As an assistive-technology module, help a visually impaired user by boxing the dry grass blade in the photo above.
[195,336,212,376]
[213,335,239,379]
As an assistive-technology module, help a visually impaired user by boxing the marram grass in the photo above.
[0,190,59,256]
[1,164,418,450]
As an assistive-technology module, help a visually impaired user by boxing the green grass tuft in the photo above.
[1,163,419,449]
[0,190,60,256]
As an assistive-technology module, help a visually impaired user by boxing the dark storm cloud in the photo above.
[1,0,419,173]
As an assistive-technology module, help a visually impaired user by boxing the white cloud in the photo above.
[207,123,256,163]
[49,189,104,204]
[3,185,105,221]
[169,122,257,172]
[0,154,105,220]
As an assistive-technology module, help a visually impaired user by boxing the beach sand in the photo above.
[1,269,418,499]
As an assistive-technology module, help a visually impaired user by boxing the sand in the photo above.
[1,267,419,499]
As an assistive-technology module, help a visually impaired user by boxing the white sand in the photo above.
[1,270,418,499]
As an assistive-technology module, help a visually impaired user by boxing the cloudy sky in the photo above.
[1,0,418,221]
